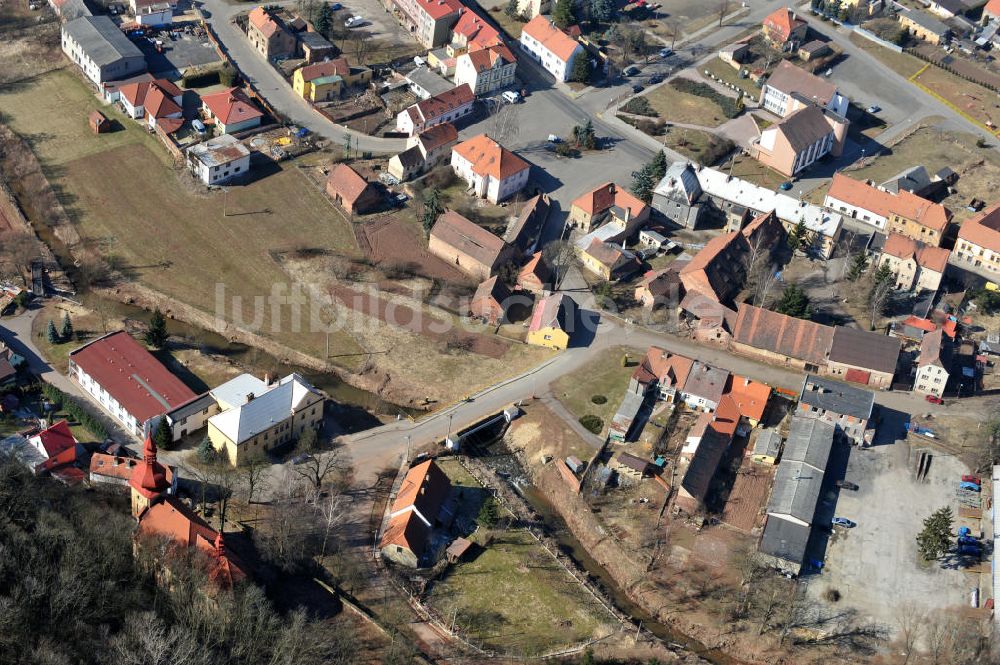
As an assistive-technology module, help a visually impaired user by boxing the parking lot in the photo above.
[138,30,224,77]
[804,436,974,635]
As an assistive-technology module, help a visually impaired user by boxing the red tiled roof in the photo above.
[451,133,529,180]
[987,0,1000,17]
[325,163,373,205]
[201,88,263,126]
[882,232,950,272]
[631,346,694,388]
[571,182,648,219]
[726,376,771,422]
[298,57,350,82]
[465,43,516,71]
[143,85,182,119]
[901,315,937,333]
[522,15,581,63]
[452,8,502,49]
[120,79,182,109]
[732,303,833,365]
[248,7,284,38]
[69,331,197,424]
[517,251,550,287]
[32,420,77,458]
[89,452,140,481]
[763,7,805,42]
[430,210,508,268]
[958,202,1000,251]
[415,122,458,153]
[409,84,474,124]
[827,173,951,232]
[681,231,741,275]
[414,0,462,21]
[129,433,171,499]
[380,460,451,555]
[528,293,567,333]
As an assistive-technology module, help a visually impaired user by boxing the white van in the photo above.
[501,90,520,104]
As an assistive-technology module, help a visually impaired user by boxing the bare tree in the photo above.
[869,277,893,330]
[317,492,347,558]
[240,460,269,505]
[718,0,730,26]
[667,19,679,50]
[112,612,206,665]
[542,239,577,290]
[488,100,520,145]
[744,234,778,308]
[895,603,924,665]
[290,444,351,493]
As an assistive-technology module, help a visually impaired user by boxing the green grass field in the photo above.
[427,529,614,655]
[641,80,729,128]
[551,345,643,436]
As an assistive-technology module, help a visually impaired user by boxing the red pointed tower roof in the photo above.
[129,433,170,499]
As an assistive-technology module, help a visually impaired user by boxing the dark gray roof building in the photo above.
[798,375,875,420]
[828,327,901,376]
[759,515,812,574]
[62,15,146,84]
[781,416,835,472]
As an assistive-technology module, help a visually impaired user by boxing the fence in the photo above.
[852,26,904,53]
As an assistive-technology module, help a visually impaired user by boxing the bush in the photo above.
[701,136,736,165]
[824,588,841,602]
[218,63,238,87]
[622,97,657,117]
[863,17,905,45]
[671,78,743,118]
[181,68,221,88]
[579,414,603,434]
[590,395,607,405]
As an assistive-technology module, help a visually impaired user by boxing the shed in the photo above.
[446,537,472,563]
[89,110,111,134]
[565,455,584,474]
[752,429,782,465]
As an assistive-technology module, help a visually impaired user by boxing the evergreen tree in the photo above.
[916,506,954,561]
[590,0,614,22]
[145,308,168,348]
[60,312,74,342]
[846,251,868,281]
[476,495,501,527]
[422,188,443,236]
[315,2,332,36]
[46,319,59,345]
[871,261,894,288]
[650,149,668,182]
[774,283,811,319]
[569,53,592,83]
[553,0,575,28]
[630,163,655,203]
[504,0,520,19]
[787,220,811,252]
[196,436,217,464]
[153,417,172,450]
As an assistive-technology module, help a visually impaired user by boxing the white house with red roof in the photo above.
[454,43,517,96]
[119,78,183,119]
[450,133,530,203]
[200,87,264,134]
[390,0,463,47]
[519,15,583,82]
[68,330,197,439]
[396,84,474,136]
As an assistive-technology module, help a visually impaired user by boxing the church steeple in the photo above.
[129,431,171,518]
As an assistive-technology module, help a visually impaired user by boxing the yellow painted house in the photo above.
[526,293,571,350]
[292,57,372,102]
[206,373,325,465]
[751,429,781,465]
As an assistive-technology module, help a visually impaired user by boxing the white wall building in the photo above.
[186,135,252,186]
[519,15,583,82]
[450,134,531,204]
[61,15,146,84]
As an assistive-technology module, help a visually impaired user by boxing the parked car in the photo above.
[835,480,859,491]
[624,65,640,77]
[866,105,881,114]
[960,481,981,492]
[501,90,521,104]
[925,394,944,404]
[658,47,673,58]
[345,15,364,27]
[649,74,663,84]
[330,1,342,8]
[547,134,561,143]
[779,181,793,191]
[832,517,856,528]
[823,68,833,77]
[631,84,644,93]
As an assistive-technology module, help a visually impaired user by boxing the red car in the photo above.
[925,395,944,405]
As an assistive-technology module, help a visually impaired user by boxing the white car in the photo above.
[344,15,364,27]
[501,90,520,104]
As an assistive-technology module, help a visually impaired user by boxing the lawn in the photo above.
[489,7,526,39]
[726,153,788,190]
[551,345,644,436]
[700,57,760,98]
[640,79,730,128]
[426,529,614,655]
[845,125,1000,222]
[848,33,925,79]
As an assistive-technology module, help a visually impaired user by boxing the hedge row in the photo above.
[41,383,108,441]
[671,78,743,119]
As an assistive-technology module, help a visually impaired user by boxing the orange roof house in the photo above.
[630,347,694,402]
[247,6,296,59]
[325,163,380,215]
[516,251,551,293]
[450,134,531,203]
[200,88,263,134]
[679,231,749,304]
[396,84,475,136]
[726,375,771,426]
[762,7,807,50]
[956,203,1000,275]
[520,16,583,81]
[469,275,511,325]
[379,459,452,568]
[451,8,503,52]
[825,173,951,244]
[678,395,740,510]
[987,0,1000,20]
[569,182,651,232]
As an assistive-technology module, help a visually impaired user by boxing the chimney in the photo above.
[246,392,255,403]
[264,373,271,385]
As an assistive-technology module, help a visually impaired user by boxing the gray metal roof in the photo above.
[767,459,825,523]
[208,374,321,444]
[759,514,811,567]
[752,429,782,458]
[654,162,702,204]
[798,374,874,420]
[902,10,951,36]
[406,66,454,98]
[165,392,215,423]
[63,16,144,67]
[827,326,901,375]
[298,31,334,50]
[209,373,268,409]
[781,416,834,471]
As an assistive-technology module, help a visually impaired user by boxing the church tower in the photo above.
[129,433,170,518]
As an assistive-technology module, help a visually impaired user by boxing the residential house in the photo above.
[68,331,197,439]
[679,231,749,304]
[135,2,174,26]
[297,31,336,63]
[293,58,372,102]
[680,361,730,411]
[760,61,849,119]
[629,346,694,404]
[247,6,296,60]
[62,16,146,84]
[26,420,82,478]
[758,416,835,575]
[207,373,325,466]
[90,451,161,487]
[186,134,251,186]
[927,0,966,19]
[682,396,740,458]
[428,210,515,279]
[379,460,452,567]
[731,303,833,373]
[516,251,551,293]
[824,172,951,244]
[578,239,640,280]
[454,44,517,96]
[899,10,951,44]
[680,292,738,346]
[610,452,651,481]
[200,88,263,134]
[325,163,381,215]
[504,193,550,256]
[797,374,875,445]
[0,342,24,386]
[651,161,704,229]
[955,203,1000,275]
[750,104,848,177]
[762,7,808,51]
[406,66,454,99]
[526,292,571,349]
[634,265,684,309]
[450,134,531,203]
[519,15,584,82]
[677,395,740,511]
[825,326,901,389]
[387,146,425,182]
[468,276,510,325]
[49,0,93,20]
[751,429,782,465]
[915,328,950,398]
[879,232,950,292]
[569,182,650,233]
[449,8,504,54]
[162,392,217,442]
[118,78,183,120]
[388,122,459,182]
[728,375,771,429]
[387,0,462,47]
[396,84,474,136]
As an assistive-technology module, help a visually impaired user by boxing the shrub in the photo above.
[590,395,607,405]
[181,68,221,88]
[622,97,657,117]
[218,63,238,87]
[579,414,603,434]
[701,136,736,165]
[671,78,743,118]
[824,588,841,602]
